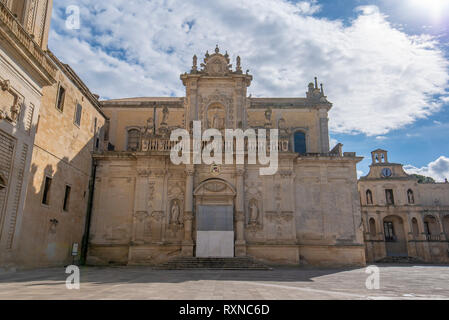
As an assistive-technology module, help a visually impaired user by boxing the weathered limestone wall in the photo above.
[418,183,449,207]
[0,44,46,268]
[15,62,106,268]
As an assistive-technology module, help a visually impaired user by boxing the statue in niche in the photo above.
[170,200,182,225]
[212,111,223,129]
[161,106,169,125]
[248,200,259,225]
[207,106,225,130]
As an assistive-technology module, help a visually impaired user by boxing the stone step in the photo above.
[375,256,426,264]
[154,257,272,270]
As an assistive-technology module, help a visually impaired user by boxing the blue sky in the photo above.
[47,0,449,181]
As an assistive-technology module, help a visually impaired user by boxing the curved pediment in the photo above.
[194,179,236,197]
[199,46,232,76]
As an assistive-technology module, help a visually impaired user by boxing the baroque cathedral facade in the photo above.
[88,46,366,266]
[1,0,447,269]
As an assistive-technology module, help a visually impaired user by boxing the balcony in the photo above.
[425,234,441,241]
[0,2,56,85]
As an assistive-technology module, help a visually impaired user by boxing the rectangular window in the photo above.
[42,176,52,205]
[63,185,71,212]
[74,103,82,126]
[56,85,66,111]
[385,189,394,205]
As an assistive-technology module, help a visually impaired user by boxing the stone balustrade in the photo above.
[0,2,56,81]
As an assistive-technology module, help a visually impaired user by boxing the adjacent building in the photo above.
[0,0,106,268]
[0,0,56,266]
[359,149,449,263]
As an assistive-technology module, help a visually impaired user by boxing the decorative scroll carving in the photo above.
[203,181,227,193]
[0,79,22,123]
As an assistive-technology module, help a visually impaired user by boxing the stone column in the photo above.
[235,167,246,256]
[319,107,330,154]
[437,215,447,241]
[182,166,195,256]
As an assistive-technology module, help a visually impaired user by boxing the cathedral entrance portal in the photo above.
[196,205,234,257]
[193,179,237,258]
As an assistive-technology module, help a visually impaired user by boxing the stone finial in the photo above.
[236,56,242,72]
[191,54,198,73]
[215,45,220,54]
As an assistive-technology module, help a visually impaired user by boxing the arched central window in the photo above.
[127,129,141,151]
[294,131,306,154]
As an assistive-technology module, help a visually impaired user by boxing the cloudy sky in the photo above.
[48,0,449,181]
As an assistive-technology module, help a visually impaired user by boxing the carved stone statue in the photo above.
[265,108,272,126]
[161,106,169,125]
[191,55,198,73]
[236,56,242,73]
[249,200,259,225]
[144,117,155,136]
[171,200,181,225]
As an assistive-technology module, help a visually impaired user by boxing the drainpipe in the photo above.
[80,159,97,265]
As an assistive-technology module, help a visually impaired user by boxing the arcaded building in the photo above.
[87,47,366,267]
[359,150,449,263]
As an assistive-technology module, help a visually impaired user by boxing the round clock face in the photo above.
[382,168,392,177]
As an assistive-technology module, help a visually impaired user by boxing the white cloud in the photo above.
[404,156,449,182]
[48,0,449,136]
[357,170,364,179]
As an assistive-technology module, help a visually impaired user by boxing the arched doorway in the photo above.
[194,179,236,258]
[424,215,440,240]
[383,215,408,257]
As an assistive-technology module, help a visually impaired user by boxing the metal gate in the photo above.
[196,205,234,258]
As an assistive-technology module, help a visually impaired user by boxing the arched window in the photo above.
[366,190,373,205]
[369,218,376,237]
[127,129,141,151]
[294,131,306,154]
[411,218,419,237]
[407,189,415,204]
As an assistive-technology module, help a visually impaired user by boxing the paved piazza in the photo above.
[0,265,448,300]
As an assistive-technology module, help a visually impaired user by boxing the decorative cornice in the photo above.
[0,2,56,85]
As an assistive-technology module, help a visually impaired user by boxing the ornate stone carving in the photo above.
[0,79,22,123]
[169,199,183,225]
[248,199,260,226]
[200,45,232,76]
[203,181,227,193]
[199,90,234,125]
